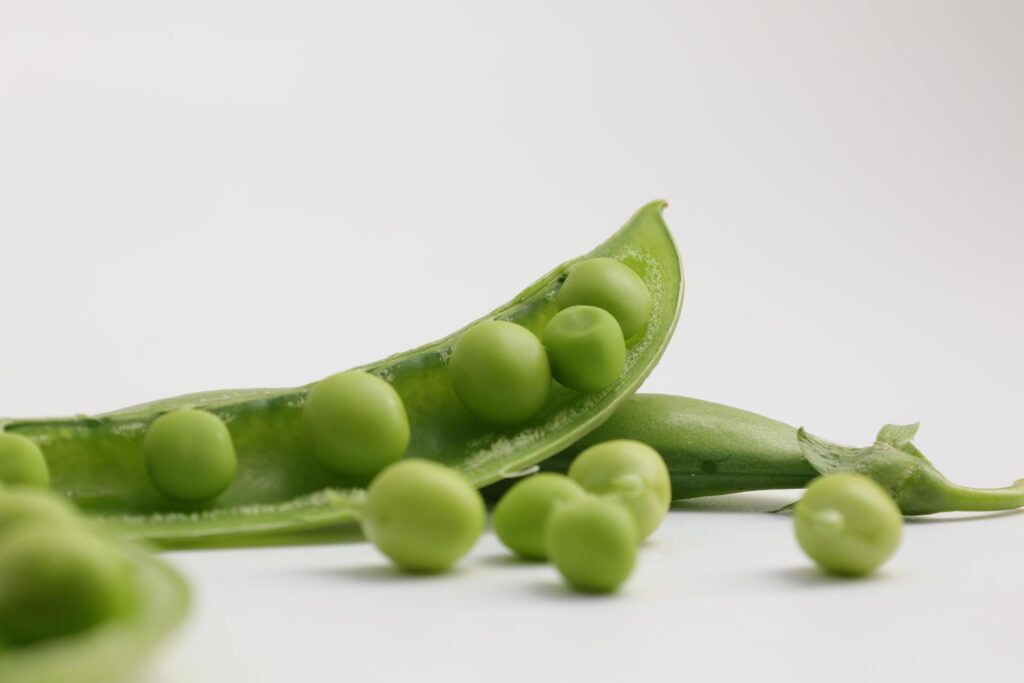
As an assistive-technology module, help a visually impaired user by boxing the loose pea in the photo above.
[568,439,671,539]
[794,473,903,577]
[493,473,587,560]
[143,409,237,503]
[543,305,626,392]
[303,371,410,478]
[448,320,551,425]
[0,488,80,539]
[0,432,50,488]
[362,459,485,573]
[546,497,637,593]
[556,258,652,339]
[0,526,132,645]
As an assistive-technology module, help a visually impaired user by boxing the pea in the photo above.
[143,409,237,503]
[556,258,652,339]
[794,472,903,577]
[0,432,49,488]
[543,305,626,392]
[546,497,637,593]
[493,473,587,560]
[362,459,485,573]
[568,439,671,539]
[0,488,80,539]
[0,526,132,645]
[303,371,410,478]
[448,320,551,425]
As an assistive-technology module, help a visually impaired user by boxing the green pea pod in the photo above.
[532,394,1024,515]
[0,201,683,546]
[0,538,189,683]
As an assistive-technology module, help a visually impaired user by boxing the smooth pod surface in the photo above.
[362,459,485,572]
[0,202,682,546]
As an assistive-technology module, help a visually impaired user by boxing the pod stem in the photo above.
[934,478,1024,513]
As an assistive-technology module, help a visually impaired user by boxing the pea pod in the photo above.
[0,202,683,546]
[534,394,1024,514]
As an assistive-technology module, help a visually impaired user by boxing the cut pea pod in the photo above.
[0,201,683,546]
[531,394,1024,515]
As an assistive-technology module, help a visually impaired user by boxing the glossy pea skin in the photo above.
[362,459,486,573]
[0,526,132,645]
[568,439,671,539]
[302,371,410,478]
[143,409,237,503]
[493,473,587,560]
[543,306,626,393]
[794,473,903,577]
[555,258,652,339]
[0,432,50,488]
[546,497,637,593]
[448,320,551,425]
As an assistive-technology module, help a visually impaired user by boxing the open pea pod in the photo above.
[0,538,189,683]
[0,201,683,546]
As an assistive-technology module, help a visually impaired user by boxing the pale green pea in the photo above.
[0,488,80,540]
[568,439,671,539]
[143,409,237,503]
[556,258,652,339]
[546,497,637,593]
[362,459,485,573]
[543,306,626,392]
[0,432,50,488]
[794,472,903,577]
[0,526,133,645]
[448,320,551,425]
[303,370,410,479]
[493,473,587,560]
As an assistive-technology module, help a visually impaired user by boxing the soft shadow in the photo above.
[671,492,800,515]
[302,563,466,583]
[905,508,1024,525]
[476,552,543,568]
[526,579,625,601]
[769,566,892,587]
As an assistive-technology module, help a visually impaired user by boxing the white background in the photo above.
[2,1,1022,681]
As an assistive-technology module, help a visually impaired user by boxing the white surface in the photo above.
[1,2,1022,682]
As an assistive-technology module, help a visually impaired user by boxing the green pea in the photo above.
[448,320,551,425]
[0,432,50,488]
[493,473,587,560]
[362,459,485,573]
[556,258,652,339]
[0,488,80,539]
[143,409,237,503]
[568,439,671,539]
[546,496,637,593]
[794,473,903,577]
[303,371,410,478]
[543,305,626,392]
[0,526,132,644]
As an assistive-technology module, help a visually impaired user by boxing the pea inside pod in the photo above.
[0,201,682,547]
